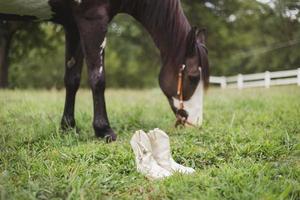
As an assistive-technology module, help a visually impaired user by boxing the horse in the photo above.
[0,0,209,142]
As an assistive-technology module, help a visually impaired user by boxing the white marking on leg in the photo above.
[100,38,107,50]
[99,38,107,74]
[74,0,82,4]
[99,66,103,74]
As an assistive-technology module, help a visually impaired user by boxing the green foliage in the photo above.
[0,86,299,199]
[6,0,300,88]
[8,22,66,89]
[105,14,160,88]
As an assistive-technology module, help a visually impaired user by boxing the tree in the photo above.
[0,21,20,88]
[2,0,300,89]
[0,21,64,89]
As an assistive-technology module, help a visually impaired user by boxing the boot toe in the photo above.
[180,166,195,174]
[172,164,196,174]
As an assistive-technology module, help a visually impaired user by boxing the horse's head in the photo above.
[159,27,209,127]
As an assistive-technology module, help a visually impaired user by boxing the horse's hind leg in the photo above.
[61,25,84,131]
[75,14,117,142]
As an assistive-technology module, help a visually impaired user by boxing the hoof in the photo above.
[95,127,117,143]
[104,133,117,143]
[61,117,76,131]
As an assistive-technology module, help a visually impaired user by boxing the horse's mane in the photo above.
[120,0,191,65]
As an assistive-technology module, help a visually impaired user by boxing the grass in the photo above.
[0,86,299,200]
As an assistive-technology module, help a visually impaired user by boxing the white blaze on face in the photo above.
[172,80,204,126]
[0,0,53,20]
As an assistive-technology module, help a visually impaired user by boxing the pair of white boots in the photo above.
[130,128,195,180]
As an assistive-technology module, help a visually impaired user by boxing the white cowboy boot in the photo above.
[147,128,195,174]
[130,130,172,180]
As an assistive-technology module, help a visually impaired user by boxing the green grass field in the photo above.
[0,86,299,199]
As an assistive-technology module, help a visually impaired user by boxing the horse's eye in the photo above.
[187,65,201,81]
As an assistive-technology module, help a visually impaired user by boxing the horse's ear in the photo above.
[196,28,206,44]
[186,26,198,57]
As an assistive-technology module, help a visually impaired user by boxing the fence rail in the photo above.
[210,68,300,89]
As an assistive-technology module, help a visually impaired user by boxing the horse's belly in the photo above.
[0,0,53,20]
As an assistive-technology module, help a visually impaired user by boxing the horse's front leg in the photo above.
[75,15,117,142]
[61,25,84,130]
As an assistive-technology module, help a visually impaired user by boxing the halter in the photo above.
[174,43,207,127]
[175,64,197,127]
[176,64,185,110]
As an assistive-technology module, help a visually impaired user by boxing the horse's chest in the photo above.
[0,0,53,20]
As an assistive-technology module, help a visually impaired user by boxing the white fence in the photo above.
[210,68,300,89]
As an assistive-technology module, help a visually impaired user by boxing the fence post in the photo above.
[237,74,243,89]
[265,71,271,88]
[298,68,300,86]
[221,76,227,89]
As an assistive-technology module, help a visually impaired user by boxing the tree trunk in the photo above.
[0,21,19,89]
[0,32,12,88]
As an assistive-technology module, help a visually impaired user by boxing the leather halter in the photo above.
[174,43,207,127]
[176,64,185,110]
[175,64,196,127]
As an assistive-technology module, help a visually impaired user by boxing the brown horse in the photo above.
[0,0,209,142]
